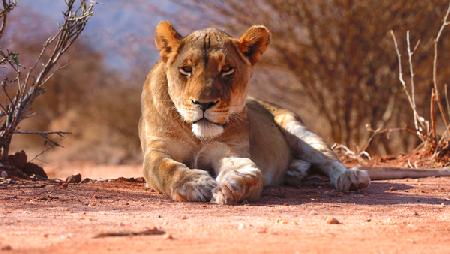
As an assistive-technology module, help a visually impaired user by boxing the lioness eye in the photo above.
[221,66,234,77]
[179,66,192,76]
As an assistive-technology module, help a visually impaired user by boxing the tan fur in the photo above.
[139,22,371,204]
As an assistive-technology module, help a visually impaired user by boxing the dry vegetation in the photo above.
[168,0,450,157]
[0,0,95,176]
[1,1,449,166]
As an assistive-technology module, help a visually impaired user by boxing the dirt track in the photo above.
[1,164,450,254]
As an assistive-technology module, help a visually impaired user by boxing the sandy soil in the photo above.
[1,164,450,254]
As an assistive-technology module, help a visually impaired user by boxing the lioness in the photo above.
[139,22,448,204]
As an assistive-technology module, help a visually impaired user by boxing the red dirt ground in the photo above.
[1,163,450,254]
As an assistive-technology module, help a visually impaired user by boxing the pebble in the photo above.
[0,245,12,251]
[309,211,319,215]
[66,173,82,183]
[5,179,15,184]
[326,217,340,224]
[257,227,268,233]
[81,178,95,183]
[276,218,288,224]
[164,233,174,240]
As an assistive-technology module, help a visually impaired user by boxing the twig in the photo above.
[430,89,437,140]
[432,2,450,128]
[406,31,418,129]
[390,30,429,140]
[363,126,417,152]
[14,131,72,161]
[93,228,165,239]
[445,84,450,121]
[0,0,16,38]
[14,130,71,136]
[331,143,371,162]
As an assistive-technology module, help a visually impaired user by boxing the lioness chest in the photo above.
[161,100,291,186]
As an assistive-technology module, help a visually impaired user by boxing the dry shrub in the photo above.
[9,41,141,164]
[1,0,96,172]
[166,0,450,155]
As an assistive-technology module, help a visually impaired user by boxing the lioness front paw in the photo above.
[212,164,263,205]
[171,169,217,202]
[332,168,370,191]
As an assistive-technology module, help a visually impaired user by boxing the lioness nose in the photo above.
[191,99,219,111]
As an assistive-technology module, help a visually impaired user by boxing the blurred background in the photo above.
[2,0,449,165]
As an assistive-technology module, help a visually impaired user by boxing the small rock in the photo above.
[24,162,47,179]
[413,211,419,216]
[164,233,174,240]
[276,218,288,224]
[389,186,396,191]
[326,217,340,224]
[30,174,47,180]
[309,210,319,215]
[256,227,268,233]
[61,183,68,189]
[181,215,187,220]
[81,178,94,183]
[9,150,27,168]
[238,223,245,230]
[66,173,82,183]
[5,179,15,184]
[1,245,12,251]
[0,170,7,178]
[441,203,446,207]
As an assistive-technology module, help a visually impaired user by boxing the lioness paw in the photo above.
[171,169,217,202]
[285,159,312,186]
[212,164,263,205]
[332,168,370,191]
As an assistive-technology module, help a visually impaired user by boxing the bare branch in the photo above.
[445,84,450,121]
[432,2,450,128]
[0,0,95,161]
[390,30,429,140]
[0,0,16,38]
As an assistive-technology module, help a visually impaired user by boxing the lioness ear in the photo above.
[238,25,271,65]
[155,21,182,62]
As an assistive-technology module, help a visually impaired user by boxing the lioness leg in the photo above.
[276,114,370,191]
[212,157,264,204]
[143,150,217,202]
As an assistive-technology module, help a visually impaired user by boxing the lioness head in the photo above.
[155,21,270,139]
